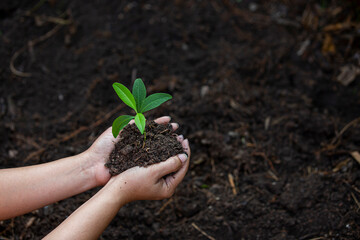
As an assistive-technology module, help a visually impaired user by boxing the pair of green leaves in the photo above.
[112,78,172,138]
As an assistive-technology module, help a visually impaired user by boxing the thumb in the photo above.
[153,154,187,178]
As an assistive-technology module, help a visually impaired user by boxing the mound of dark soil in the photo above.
[105,121,183,175]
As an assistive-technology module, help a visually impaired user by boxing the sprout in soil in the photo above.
[111,78,172,140]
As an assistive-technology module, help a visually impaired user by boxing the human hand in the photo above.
[83,116,180,186]
[106,136,190,203]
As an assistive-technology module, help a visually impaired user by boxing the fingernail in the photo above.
[178,153,188,163]
[183,139,189,147]
[178,135,184,140]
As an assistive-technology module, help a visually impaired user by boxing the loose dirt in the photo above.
[106,121,183,175]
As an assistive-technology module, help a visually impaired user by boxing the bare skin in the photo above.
[0,116,190,239]
[45,138,189,240]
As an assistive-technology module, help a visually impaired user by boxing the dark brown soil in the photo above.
[106,121,183,175]
[1,0,360,239]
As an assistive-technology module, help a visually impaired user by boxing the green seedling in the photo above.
[111,78,172,138]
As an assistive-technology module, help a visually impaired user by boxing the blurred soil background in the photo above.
[1,0,360,239]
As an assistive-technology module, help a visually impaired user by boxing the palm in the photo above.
[87,117,175,186]
[87,127,118,185]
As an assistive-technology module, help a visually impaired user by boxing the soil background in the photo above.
[1,0,360,239]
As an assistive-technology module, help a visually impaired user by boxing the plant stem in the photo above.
[142,131,146,149]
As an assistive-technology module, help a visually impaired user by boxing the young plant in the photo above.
[111,78,172,138]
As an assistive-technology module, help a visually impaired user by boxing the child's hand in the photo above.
[43,134,189,239]
[83,116,181,186]
[105,137,190,203]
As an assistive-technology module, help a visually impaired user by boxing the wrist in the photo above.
[102,177,129,206]
[75,151,100,189]
[81,150,111,187]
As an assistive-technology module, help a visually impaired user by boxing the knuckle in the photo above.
[148,167,158,178]
[163,190,174,199]
[166,187,175,198]
[172,156,181,167]
[162,183,175,199]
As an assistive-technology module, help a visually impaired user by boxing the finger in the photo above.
[171,123,179,131]
[177,135,184,142]
[182,139,191,158]
[130,116,178,133]
[102,126,113,137]
[154,116,171,125]
[104,126,121,143]
[151,154,184,178]
[155,116,178,131]
[164,152,189,189]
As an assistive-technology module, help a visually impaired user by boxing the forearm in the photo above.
[45,137,190,239]
[44,180,126,240]
[0,152,97,220]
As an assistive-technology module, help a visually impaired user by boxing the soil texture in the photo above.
[1,0,360,239]
[106,121,183,175]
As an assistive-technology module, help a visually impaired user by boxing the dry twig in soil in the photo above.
[24,105,124,162]
[228,173,237,195]
[191,222,216,240]
[10,10,72,78]
[10,24,62,77]
[330,117,360,145]
[155,198,173,215]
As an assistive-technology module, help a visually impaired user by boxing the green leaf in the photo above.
[134,113,146,134]
[112,115,134,138]
[112,83,137,112]
[132,78,146,112]
[140,93,172,113]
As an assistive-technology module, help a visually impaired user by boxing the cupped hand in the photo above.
[84,116,180,186]
[107,136,190,203]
